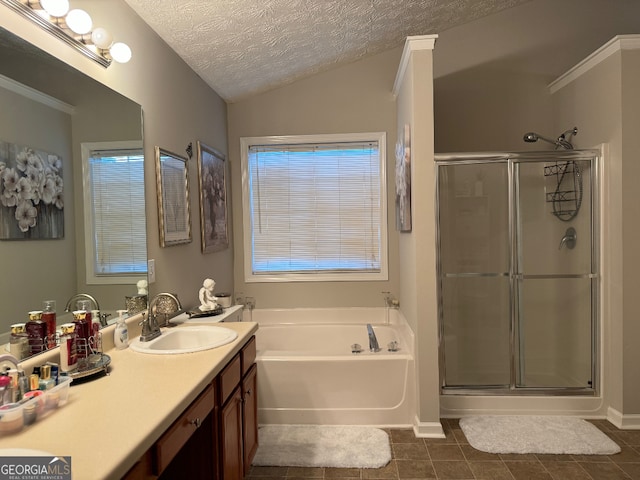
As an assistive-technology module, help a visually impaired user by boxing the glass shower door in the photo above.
[514,158,595,389]
[438,161,511,387]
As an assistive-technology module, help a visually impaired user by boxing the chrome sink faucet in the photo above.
[138,312,159,342]
[64,293,100,312]
[140,293,183,342]
[366,324,381,352]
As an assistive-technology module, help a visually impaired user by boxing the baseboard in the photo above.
[607,407,640,430]
[413,415,445,438]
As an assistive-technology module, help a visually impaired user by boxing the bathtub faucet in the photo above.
[366,324,381,352]
[235,294,255,310]
[382,291,399,309]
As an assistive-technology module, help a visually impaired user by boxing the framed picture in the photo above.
[0,140,64,240]
[395,124,412,232]
[155,146,192,247]
[196,141,229,253]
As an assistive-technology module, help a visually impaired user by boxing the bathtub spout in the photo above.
[367,324,381,352]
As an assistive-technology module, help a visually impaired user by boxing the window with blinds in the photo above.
[82,142,147,283]
[241,133,388,282]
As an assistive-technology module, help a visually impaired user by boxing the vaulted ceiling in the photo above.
[123,0,532,102]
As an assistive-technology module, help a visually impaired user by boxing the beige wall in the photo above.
[552,51,624,414]
[433,0,640,153]
[0,87,75,324]
[0,0,231,312]
[394,40,442,435]
[547,43,640,420]
[227,48,402,308]
[620,49,640,414]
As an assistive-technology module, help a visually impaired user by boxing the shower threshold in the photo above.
[441,386,596,396]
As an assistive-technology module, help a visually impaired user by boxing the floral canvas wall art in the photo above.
[395,124,411,232]
[0,140,64,240]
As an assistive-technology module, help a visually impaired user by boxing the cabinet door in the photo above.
[242,364,258,474]
[220,387,243,480]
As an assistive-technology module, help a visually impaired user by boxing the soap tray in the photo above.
[0,376,72,435]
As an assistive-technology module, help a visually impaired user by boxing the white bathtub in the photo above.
[253,307,415,427]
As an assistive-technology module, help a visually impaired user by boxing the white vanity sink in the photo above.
[129,326,238,354]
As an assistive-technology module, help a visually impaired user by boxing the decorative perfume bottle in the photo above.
[59,323,78,373]
[42,300,57,349]
[26,311,47,356]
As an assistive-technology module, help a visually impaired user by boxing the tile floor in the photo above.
[246,419,640,480]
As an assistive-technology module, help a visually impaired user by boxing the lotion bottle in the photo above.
[114,310,129,350]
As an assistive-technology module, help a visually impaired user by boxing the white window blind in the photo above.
[243,134,387,281]
[87,147,147,277]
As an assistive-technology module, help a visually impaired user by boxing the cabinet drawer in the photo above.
[241,336,256,376]
[155,383,215,475]
[219,354,241,405]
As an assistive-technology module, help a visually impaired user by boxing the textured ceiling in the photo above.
[124,0,531,103]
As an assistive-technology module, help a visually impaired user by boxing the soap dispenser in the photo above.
[114,310,129,350]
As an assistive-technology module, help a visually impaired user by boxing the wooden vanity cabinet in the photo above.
[242,363,258,472]
[122,335,257,480]
[241,336,258,474]
[218,335,258,480]
[123,383,217,480]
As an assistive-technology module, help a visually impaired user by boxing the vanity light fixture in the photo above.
[0,0,132,67]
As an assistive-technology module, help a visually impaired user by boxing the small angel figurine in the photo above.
[198,278,218,311]
[137,279,149,295]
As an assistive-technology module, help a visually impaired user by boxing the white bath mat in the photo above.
[252,425,391,468]
[459,416,620,455]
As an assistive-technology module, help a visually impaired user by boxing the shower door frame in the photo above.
[435,150,600,396]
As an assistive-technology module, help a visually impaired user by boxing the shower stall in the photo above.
[436,150,599,395]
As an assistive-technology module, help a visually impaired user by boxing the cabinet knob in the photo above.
[190,417,202,428]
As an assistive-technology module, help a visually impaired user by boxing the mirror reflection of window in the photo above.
[81,141,147,284]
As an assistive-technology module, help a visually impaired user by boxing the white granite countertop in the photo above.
[0,317,259,479]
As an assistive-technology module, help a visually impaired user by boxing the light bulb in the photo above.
[110,42,132,63]
[40,0,69,17]
[66,9,92,35]
[91,28,113,49]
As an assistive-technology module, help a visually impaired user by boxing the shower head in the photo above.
[523,132,560,147]
[522,127,577,150]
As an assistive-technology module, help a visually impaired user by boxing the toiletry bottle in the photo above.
[0,374,10,406]
[91,309,101,353]
[17,370,28,401]
[42,300,57,349]
[114,310,129,350]
[26,311,47,356]
[7,370,19,403]
[59,323,78,373]
[9,323,28,360]
[72,309,90,365]
[38,365,55,390]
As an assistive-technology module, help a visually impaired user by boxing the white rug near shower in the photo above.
[459,416,620,455]
[252,425,391,468]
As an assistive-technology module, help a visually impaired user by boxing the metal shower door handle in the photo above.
[559,227,577,250]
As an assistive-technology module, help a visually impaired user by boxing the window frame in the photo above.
[81,140,146,285]
[240,132,388,283]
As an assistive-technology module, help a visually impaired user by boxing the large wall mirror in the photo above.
[0,26,147,360]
